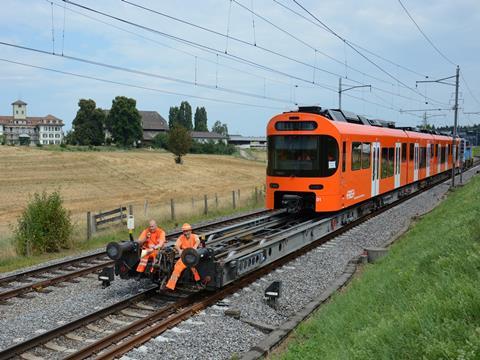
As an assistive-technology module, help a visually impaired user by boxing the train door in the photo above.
[394,142,401,188]
[445,144,449,170]
[371,142,380,197]
[414,143,419,181]
[437,144,441,173]
[426,143,431,177]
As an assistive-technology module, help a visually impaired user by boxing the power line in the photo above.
[291,0,448,107]
[460,72,480,108]
[0,40,295,105]
[120,0,442,106]
[0,57,283,110]
[271,0,428,78]
[48,0,301,91]
[397,0,456,66]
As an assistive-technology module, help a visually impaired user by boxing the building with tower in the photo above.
[0,100,65,145]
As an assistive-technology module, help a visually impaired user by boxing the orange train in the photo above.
[265,106,460,212]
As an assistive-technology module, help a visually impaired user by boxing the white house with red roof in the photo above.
[0,100,64,145]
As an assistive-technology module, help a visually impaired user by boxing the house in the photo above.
[191,131,228,144]
[228,135,267,149]
[0,100,64,145]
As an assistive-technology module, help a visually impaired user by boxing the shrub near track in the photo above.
[276,176,480,360]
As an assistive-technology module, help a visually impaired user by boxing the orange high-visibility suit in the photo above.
[136,227,166,273]
[165,233,200,290]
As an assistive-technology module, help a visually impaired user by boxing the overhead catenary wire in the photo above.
[397,0,456,67]
[290,0,449,107]
[0,57,283,110]
[0,40,295,105]
[271,0,428,78]
[76,0,448,108]
[120,0,437,103]
[47,0,300,90]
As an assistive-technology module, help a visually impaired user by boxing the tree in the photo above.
[168,106,179,129]
[71,99,105,146]
[168,125,192,163]
[212,120,229,136]
[106,96,143,147]
[194,106,208,131]
[178,101,193,130]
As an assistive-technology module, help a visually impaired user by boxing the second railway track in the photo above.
[0,208,279,303]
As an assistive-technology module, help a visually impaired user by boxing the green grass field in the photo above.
[275,175,480,360]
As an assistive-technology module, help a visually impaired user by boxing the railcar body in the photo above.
[266,106,460,213]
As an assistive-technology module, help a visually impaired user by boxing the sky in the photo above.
[0,0,479,135]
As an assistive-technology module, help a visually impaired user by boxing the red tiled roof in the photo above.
[0,115,64,126]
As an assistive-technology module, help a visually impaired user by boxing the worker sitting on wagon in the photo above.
[136,219,166,273]
[165,223,201,290]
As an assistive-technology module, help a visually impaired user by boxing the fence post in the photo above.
[87,211,92,240]
[119,205,124,224]
[204,195,208,215]
[232,190,236,209]
[91,212,97,234]
[170,199,175,221]
[144,200,148,217]
[215,193,218,209]
[255,187,258,204]
[128,204,133,216]
[238,188,241,199]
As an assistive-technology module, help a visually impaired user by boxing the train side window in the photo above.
[419,147,426,168]
[351,142,362,170]
[361,142,371,169]
[409,143,414,161]
[381,148,389,178]
[388,147,394,176]
[401,143,407,162]
[441,146,446,162]
[342,141,346,172]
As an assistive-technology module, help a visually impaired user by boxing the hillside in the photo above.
[0,146,266,238]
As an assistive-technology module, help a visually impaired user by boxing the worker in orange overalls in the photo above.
[165,223,201,290]
[136,219,166,273]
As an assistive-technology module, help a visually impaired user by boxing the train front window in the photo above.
[267,135,339,177]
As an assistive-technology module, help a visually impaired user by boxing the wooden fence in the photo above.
[85,185,266,240]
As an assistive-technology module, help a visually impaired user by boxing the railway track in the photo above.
[0,208,280,303]
[4,166,478,360]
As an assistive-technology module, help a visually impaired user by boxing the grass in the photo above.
[274,175,480,360]
[473,146,480,157]
[0,199,263,273]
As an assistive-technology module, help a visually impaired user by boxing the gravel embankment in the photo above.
[0,168,477,356]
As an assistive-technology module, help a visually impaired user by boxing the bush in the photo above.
[14,191,73,256]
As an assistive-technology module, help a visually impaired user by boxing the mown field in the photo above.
[275,175,480,359]
[0,146,266,242]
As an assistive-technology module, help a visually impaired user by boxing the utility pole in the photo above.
[338,77,371,110]
[416,65,460,188]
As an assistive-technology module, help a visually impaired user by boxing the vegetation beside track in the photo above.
[0,203,262,273]
[473,146,480,157]
[275,175,480,360]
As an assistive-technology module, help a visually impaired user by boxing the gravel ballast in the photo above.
[0,168,477,357]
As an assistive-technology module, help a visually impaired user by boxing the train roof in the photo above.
[278,106,455,141]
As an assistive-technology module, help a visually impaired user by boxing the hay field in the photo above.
[0,146,266,239]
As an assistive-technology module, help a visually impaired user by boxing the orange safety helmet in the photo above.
[181,223,192,231]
